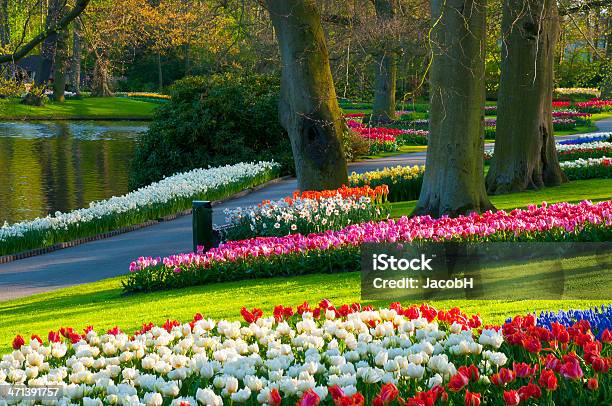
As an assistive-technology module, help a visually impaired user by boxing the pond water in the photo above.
[0,121,148,224]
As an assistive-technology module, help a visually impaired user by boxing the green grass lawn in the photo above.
[0,97,160,120]
[0,272,606,355]
[0,178,610,353]
[390,179,612,217]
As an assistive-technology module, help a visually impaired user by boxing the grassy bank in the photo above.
[0,97,160,120]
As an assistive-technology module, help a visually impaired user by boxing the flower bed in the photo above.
[484,142,612,163]
[349,165,425,202]
[5,302,611,405]
[554,87,601,100]
[221,186,390,241]
[0,161,280,257]
[575,99,612,114]
[552,110,592,125]
[537,305,612,340]
[124,200,611,292]
[347,120,400,154]
[560,157,612,180]
[558,133,612,145]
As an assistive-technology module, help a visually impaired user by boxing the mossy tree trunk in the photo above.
[371,0,398,123]
[414,0,493,217]
[486,0,566,194]
[264,0,348,191]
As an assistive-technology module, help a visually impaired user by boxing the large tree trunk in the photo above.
[71,18,82,95]
[602,16,612,98]
[157,52,163,91]
[0,0,9,47]
[264,0,348,191]
[414,0,493,217]
[371,0,398,123]
[486,0,566,194]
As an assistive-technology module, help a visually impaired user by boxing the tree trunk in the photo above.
[602,16,612,98]
[264,0,348,191]
[371,0,398,123]
[157,52,163,91]
[53,22,70,102]
[413,0,493,217]
[0,0,9,47]
[92,53,113,97]
[36,0,62,85]
[71,18,82,95]
[486,0,566,194]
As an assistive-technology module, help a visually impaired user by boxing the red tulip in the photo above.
[328,385,344,401]
[269,388,282,406]
[378,383,399,404]
[448,372,469,392]
[48,330,61,343]
[601,329,612,344]
[240,307,263,323]
[538,369,558,391]
[523,336,542,353]
[591,356,610,373]
[499,367,516,384]
[298,389,320,406]
[12,335,24,350]
[587,378,598,391]
[464,391,481,406]
[560,359,583,380]
[513,362,537,378]
[30,334,43,344]
[503,390,520,406]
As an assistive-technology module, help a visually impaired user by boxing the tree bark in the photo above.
[0,0,9,47]
[92,53,113,97]
[264,0,348,191]
[71,18,82,95]
[53,17,70,102]
[602,16,612,98]
[157,52,163,91]
[486,0,566,194]
[371,0,398,123]
[413,0,493,217]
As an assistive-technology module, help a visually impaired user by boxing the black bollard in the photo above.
[193,201,213,253]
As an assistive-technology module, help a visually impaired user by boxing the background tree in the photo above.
[0,0,9,47]
[370,0,399,122]
[487,0,566,194]
[414,0,493,217]
[263,0,348,191]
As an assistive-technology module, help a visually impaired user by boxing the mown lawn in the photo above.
[0,97,160,120]
[390,178,612,217]
[0,178,610,353]
[0,271,607,355]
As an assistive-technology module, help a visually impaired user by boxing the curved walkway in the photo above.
[0,121,610,301]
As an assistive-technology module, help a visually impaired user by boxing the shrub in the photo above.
[344,130,370,160]
[129,73,293,189]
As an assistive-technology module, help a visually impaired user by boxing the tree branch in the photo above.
[560,0,612,16]
[0,0,91,64]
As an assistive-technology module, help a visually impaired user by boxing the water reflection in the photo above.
[0,121,147,224]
